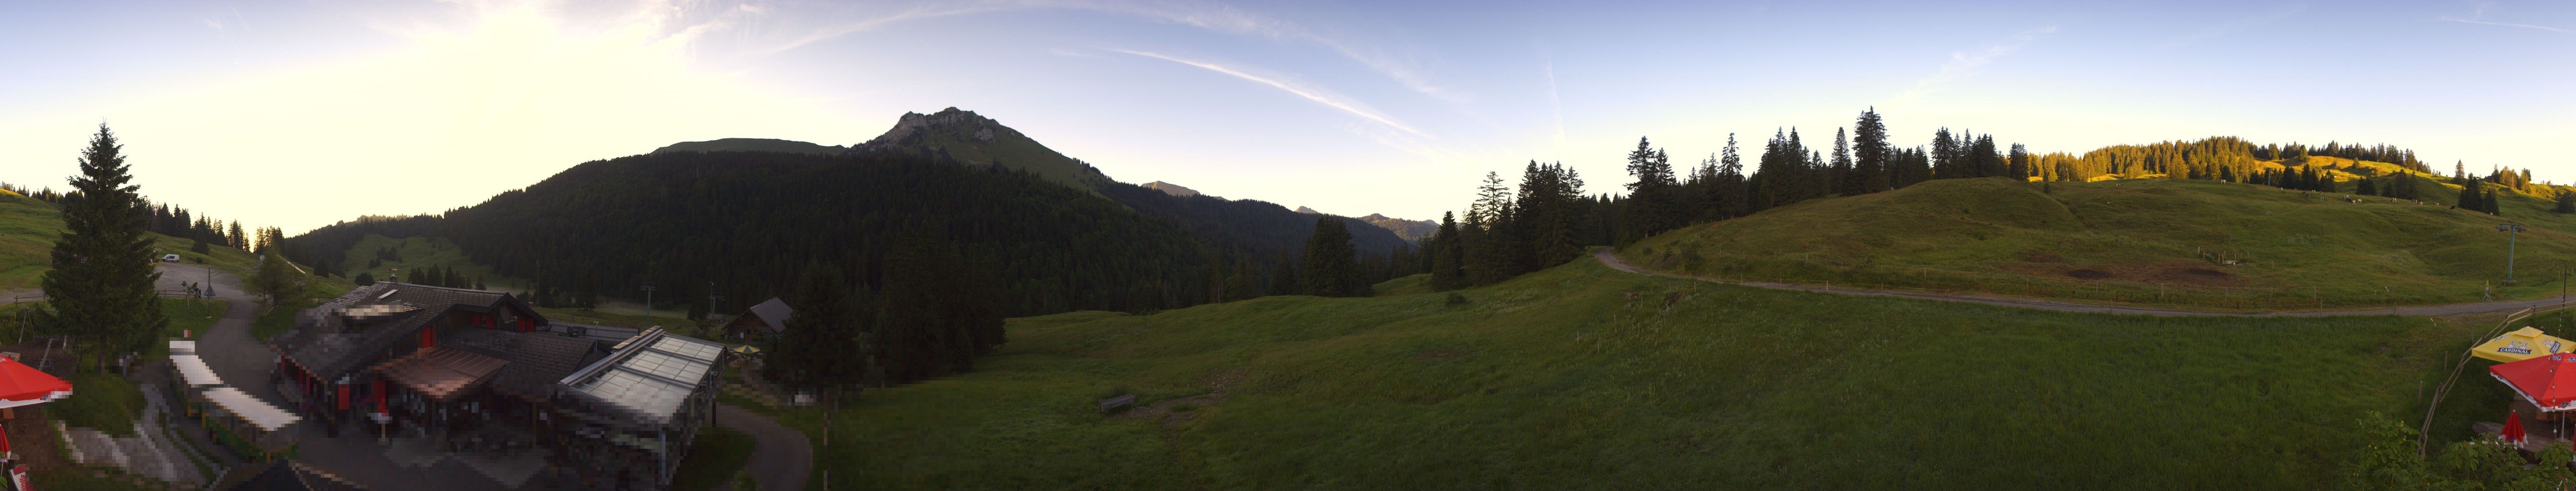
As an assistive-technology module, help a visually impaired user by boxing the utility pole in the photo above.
[706,281,722,320]
[2500,223,2527,285]
[641,282,656,327]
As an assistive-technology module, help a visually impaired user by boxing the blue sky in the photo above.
[1,0,2569,233]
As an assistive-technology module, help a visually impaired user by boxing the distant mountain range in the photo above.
[1141,181,1201,198]
[653,138,846,155]
[1358,214,1437,241]
[1288,205,1437,241]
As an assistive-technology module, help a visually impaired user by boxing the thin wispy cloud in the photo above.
[1092,1,1464,104]
[759,2,1017,55]
[1105,48,1428,138]
[2162,4,2305,49]
[762,0,1463,103]
[1891,25,2058,104]
[2434,16,2574,35]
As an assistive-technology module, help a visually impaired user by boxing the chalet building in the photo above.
[722,297,792,342]
[268,282,728,490]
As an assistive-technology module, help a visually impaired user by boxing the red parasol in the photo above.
[2492,353,2576,411]
[2505,411,2529,446]
[0,358,69,410]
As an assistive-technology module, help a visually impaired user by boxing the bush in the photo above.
[1445,292,1469,306]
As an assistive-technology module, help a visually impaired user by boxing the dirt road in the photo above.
[1592,248,2568,317]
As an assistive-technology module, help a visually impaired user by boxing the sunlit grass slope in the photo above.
[0,193,265,292]
[784,256,2475,490]
[1623,177,2576,307]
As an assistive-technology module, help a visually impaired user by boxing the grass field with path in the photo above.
[1622,176,2576,310]
[749,255,2504,490]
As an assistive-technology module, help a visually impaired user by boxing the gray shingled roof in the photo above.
[413,323,605,401]
[745,297,792,333]
[272,282,536,380]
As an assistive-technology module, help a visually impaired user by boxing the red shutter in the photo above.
[421,328,436,349]
[374,378,387,415]
[336,383,349,410]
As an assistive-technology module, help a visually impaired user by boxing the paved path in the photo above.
[159,263,282,403]
[718,404,812,491]
[1593,248,2571,317]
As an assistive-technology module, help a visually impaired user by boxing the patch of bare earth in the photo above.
[1113,367,1247,430]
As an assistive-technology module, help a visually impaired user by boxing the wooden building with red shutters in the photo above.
[266,282,583,438]
[267,281,730,490]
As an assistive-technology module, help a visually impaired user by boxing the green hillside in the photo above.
[0,194,266,292]
[1620,176,2576,308]
[651,138,846,156]
[763,255,2484,490]
[851,107,1114,188]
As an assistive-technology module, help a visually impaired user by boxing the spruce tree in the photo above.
[768,264,866,397]
[41,124,167,370]
[1428,212,1465,290]
[2554,192,2575,214]
[1268,253,1300,295]
[1852,109,1891,193]
[1931,128,1960,179]
[1300,217,1358,297]
[2460,182,2482,210]
[1831,128,1856,196]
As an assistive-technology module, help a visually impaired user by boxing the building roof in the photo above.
[372,347,507,401]
[742,297,792,333]
[441,327,608,399]
[272,282,543,380]
[170,340,196,355]
[204,386,302,433]
[211,461,370,491]
[558,328,727,427]
[172,355,223,388]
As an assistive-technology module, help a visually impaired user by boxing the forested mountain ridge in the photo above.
[652,138,846,155]
[281,107,1416,315]
[283,152,1219,316]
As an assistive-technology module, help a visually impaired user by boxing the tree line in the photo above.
[1415,107,2539,290]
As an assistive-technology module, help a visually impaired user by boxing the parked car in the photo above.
[162,254,181,262]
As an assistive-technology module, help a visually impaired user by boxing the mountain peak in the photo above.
[849,107,1107,188]
[860,107,1019,149]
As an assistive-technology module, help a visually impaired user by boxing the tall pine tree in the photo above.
[42,124,168,370]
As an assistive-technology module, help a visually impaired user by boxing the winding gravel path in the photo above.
[717,404,812,491]
[1593,248,2568,317]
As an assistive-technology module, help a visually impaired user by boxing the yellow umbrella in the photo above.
[2473,327,2576,363]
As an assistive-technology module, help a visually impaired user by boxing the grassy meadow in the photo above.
[743,255,2502,490]
[0,192,277,293]
[1622,176,2576,309]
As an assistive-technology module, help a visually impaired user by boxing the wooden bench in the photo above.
[1098,394,1137,414]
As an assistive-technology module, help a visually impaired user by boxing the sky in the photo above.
[1,0,2570,234]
